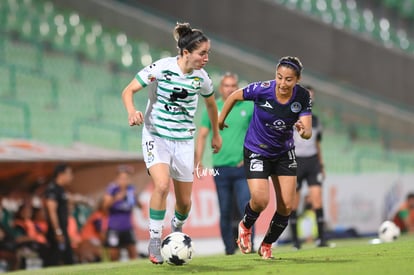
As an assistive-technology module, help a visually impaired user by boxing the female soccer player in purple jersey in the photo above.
[218,56,312,259]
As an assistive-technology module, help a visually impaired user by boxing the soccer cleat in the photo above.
[293,241,302,250]
[316,238,329,247]
[148,238,164,264]
[237,221,252,254]
[171,218,182,233]
[258,242,274,260]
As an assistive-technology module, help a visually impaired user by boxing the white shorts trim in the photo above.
[142,127,194,182]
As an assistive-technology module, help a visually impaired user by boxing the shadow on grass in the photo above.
[253,257,355,264]
[158,263,254,274]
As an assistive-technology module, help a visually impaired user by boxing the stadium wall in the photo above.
[52,0,414,109]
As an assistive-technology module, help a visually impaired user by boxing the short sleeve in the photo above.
[106,183,118,196]
[299,88,312,116]
[242,81,261,101]
[199,71,214,98]
[135,60,162,88]
[44,184,57,201]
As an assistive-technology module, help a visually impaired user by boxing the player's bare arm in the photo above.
[195,127,209,166]
[204,95,222,154]
[121,78,144,126]
[218,89,244,130]
[295,114,312,139]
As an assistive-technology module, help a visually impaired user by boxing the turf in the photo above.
[10,235,414,275]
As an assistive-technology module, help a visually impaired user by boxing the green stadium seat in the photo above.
[399,0,414,20]
[1,0,413,173]
[276,0,414,53]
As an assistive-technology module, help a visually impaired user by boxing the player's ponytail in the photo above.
[173,22,208,55]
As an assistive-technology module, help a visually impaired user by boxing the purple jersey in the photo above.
[106,183,136,231]
[243,80,312,158]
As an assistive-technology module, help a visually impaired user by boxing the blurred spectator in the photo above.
[195,72,254,255]
[32,206,48,241]
[393,193,414,233]
[67,200,82,263]
[12,201,48,269]
[296,195,318,243]
[44,163,75,266]
[290,85,328,249]
[103,165,140,261]
[78,198,108,263]
[0,196,18,271]
[69,193,94,230]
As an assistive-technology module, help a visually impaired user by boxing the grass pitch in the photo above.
[10,235,414,275]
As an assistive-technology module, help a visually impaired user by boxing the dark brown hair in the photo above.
[277,56,303,77]
[173,22,209,55]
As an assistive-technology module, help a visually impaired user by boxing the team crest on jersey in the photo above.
[147,152,154,163]
[147,74,156,82]
[191,78,201,89]
[290,102,302,113]
[261,81,271,88]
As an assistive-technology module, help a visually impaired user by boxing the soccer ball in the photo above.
[161,232,194,265]
[378,220,400,243]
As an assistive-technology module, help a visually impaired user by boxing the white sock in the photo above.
[149,218,164,239]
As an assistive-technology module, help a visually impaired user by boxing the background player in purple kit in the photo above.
[218,56,312,259]
[103,165,139,261]
[290,85,328,249]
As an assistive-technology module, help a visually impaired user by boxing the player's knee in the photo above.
[153,183,170,198]
[176,198,192,211]
[251,199,268,212]
[277,203,293,216]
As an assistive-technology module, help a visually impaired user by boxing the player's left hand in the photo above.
[128,110,143,126]
[294,120,305,137]
[211,134,222,154]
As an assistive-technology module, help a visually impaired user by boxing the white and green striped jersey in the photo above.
[136,56,214,140]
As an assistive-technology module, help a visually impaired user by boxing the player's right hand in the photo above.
[128,110,143,126]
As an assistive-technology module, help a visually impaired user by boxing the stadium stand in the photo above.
[1,0,413,174]
[274,0,414,53]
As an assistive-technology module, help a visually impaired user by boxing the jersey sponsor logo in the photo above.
[290,102,302,113]
[170,87,189,102]
[164,104,185,113]
[249,152,261,158]
[250,159,263,172]
[261,81,271,88]
[265,119,286,131]
[260,101,273,109]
